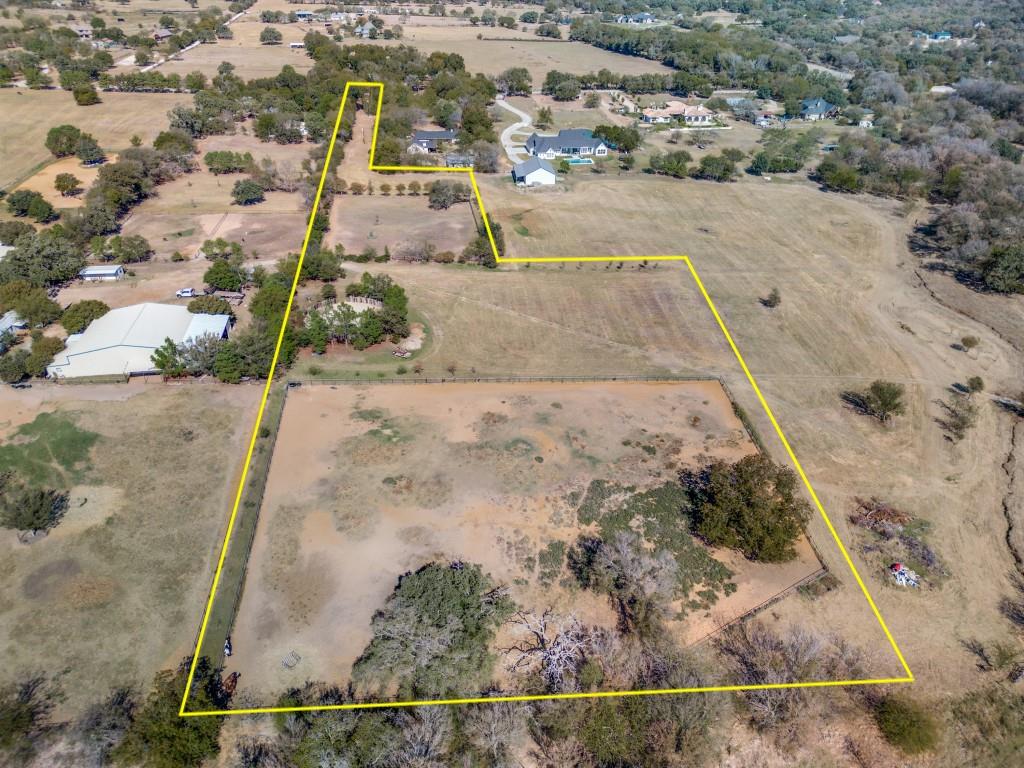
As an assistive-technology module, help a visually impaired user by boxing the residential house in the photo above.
[153,28,174,42]
[615,13,656,24]
[295,10,314,21]
[445,153,474,168]
[353,23,374,38]
[641,100,716,125]
[525,129,608,159]
[0,310,27,336]
[857,111,875,128]
[69,25,93,41]
[512,157,556,187]
[407,129,458,154]
[753,112,775,128]
[800,97,838,121]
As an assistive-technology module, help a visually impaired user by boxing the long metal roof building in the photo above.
[47,302,230,379]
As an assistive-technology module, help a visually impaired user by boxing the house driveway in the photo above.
[496,99,532,164]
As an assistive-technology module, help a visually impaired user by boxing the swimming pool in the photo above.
[567,157,595,165]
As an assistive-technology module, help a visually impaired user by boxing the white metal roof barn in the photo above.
[47,302,230,379]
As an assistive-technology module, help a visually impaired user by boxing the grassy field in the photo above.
[340,18,675,85]
[223,380,819,702]
[0,384,261,715]
[294,151,1024,693]
[157,18,316,79]
[0,91,193,190]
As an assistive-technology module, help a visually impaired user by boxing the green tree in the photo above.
[11,288,62,327]
[0,230,84,286]
[536,106,553,128]
[75,133,105,165]
[213,342,243,383]
[966,376,985,394]
[231,179,264,206]
[259,26,283,45]
[54,173,83,197]
[61,300,110,333]
[7,190,50,219]
[0,350,29,384]
[983,244,1024,293]
[27,196,56,224]
[112,658,227,768]
[203,261,243,291]
[685,453,810,562]
[187,295,233,316]
[25,336,63,377]
[0,479,68,533]
[150,337,185,377]
[72,83,101,106]
[45,124,82,158]
[856,380,906,422]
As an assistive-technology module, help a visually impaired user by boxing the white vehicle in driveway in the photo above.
[175,288,196,298]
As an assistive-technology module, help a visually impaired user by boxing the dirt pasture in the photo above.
[13,155,116,210]
[327,194,476,256]
[0,90,193,190]
[0,382,261,716]
[226,380,822,702]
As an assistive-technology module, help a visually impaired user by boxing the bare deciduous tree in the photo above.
[503,610,589,692]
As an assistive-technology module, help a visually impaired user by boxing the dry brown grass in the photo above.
[0,384,260,715]
[0,90,193,189]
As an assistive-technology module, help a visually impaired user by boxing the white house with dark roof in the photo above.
[525,129,608,160]
[47,303,230,379]
[407,129,458,154]
[800,98,838,121]
[512,157,556,187]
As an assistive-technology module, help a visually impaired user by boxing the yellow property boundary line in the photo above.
[179,81,912,717]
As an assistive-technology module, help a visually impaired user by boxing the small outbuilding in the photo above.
[512,157,557,187]
[80,264,126,281]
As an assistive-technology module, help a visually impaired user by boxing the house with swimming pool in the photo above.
[525,129,609,160]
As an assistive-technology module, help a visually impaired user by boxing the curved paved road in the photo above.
[496,98,533,163]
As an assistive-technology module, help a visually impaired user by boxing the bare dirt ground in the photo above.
[227,380,820,701]
[0,382,261,716]
[0,91,193,189]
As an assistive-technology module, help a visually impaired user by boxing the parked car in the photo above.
[175,288,196,298]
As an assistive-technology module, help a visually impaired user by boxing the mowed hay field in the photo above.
[0,384,261,715]
[226,380,820,701]
[459,175,1023,692]
[309,170,1024,690]
[158,18,316,78]
[357,21,675,84]
[119,130,313,261]
[0,90,193,189]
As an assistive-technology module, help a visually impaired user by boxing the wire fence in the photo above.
[196,384,290,666]
[285,373,721,386]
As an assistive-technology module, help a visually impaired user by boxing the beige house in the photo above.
[641,101,716,125]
